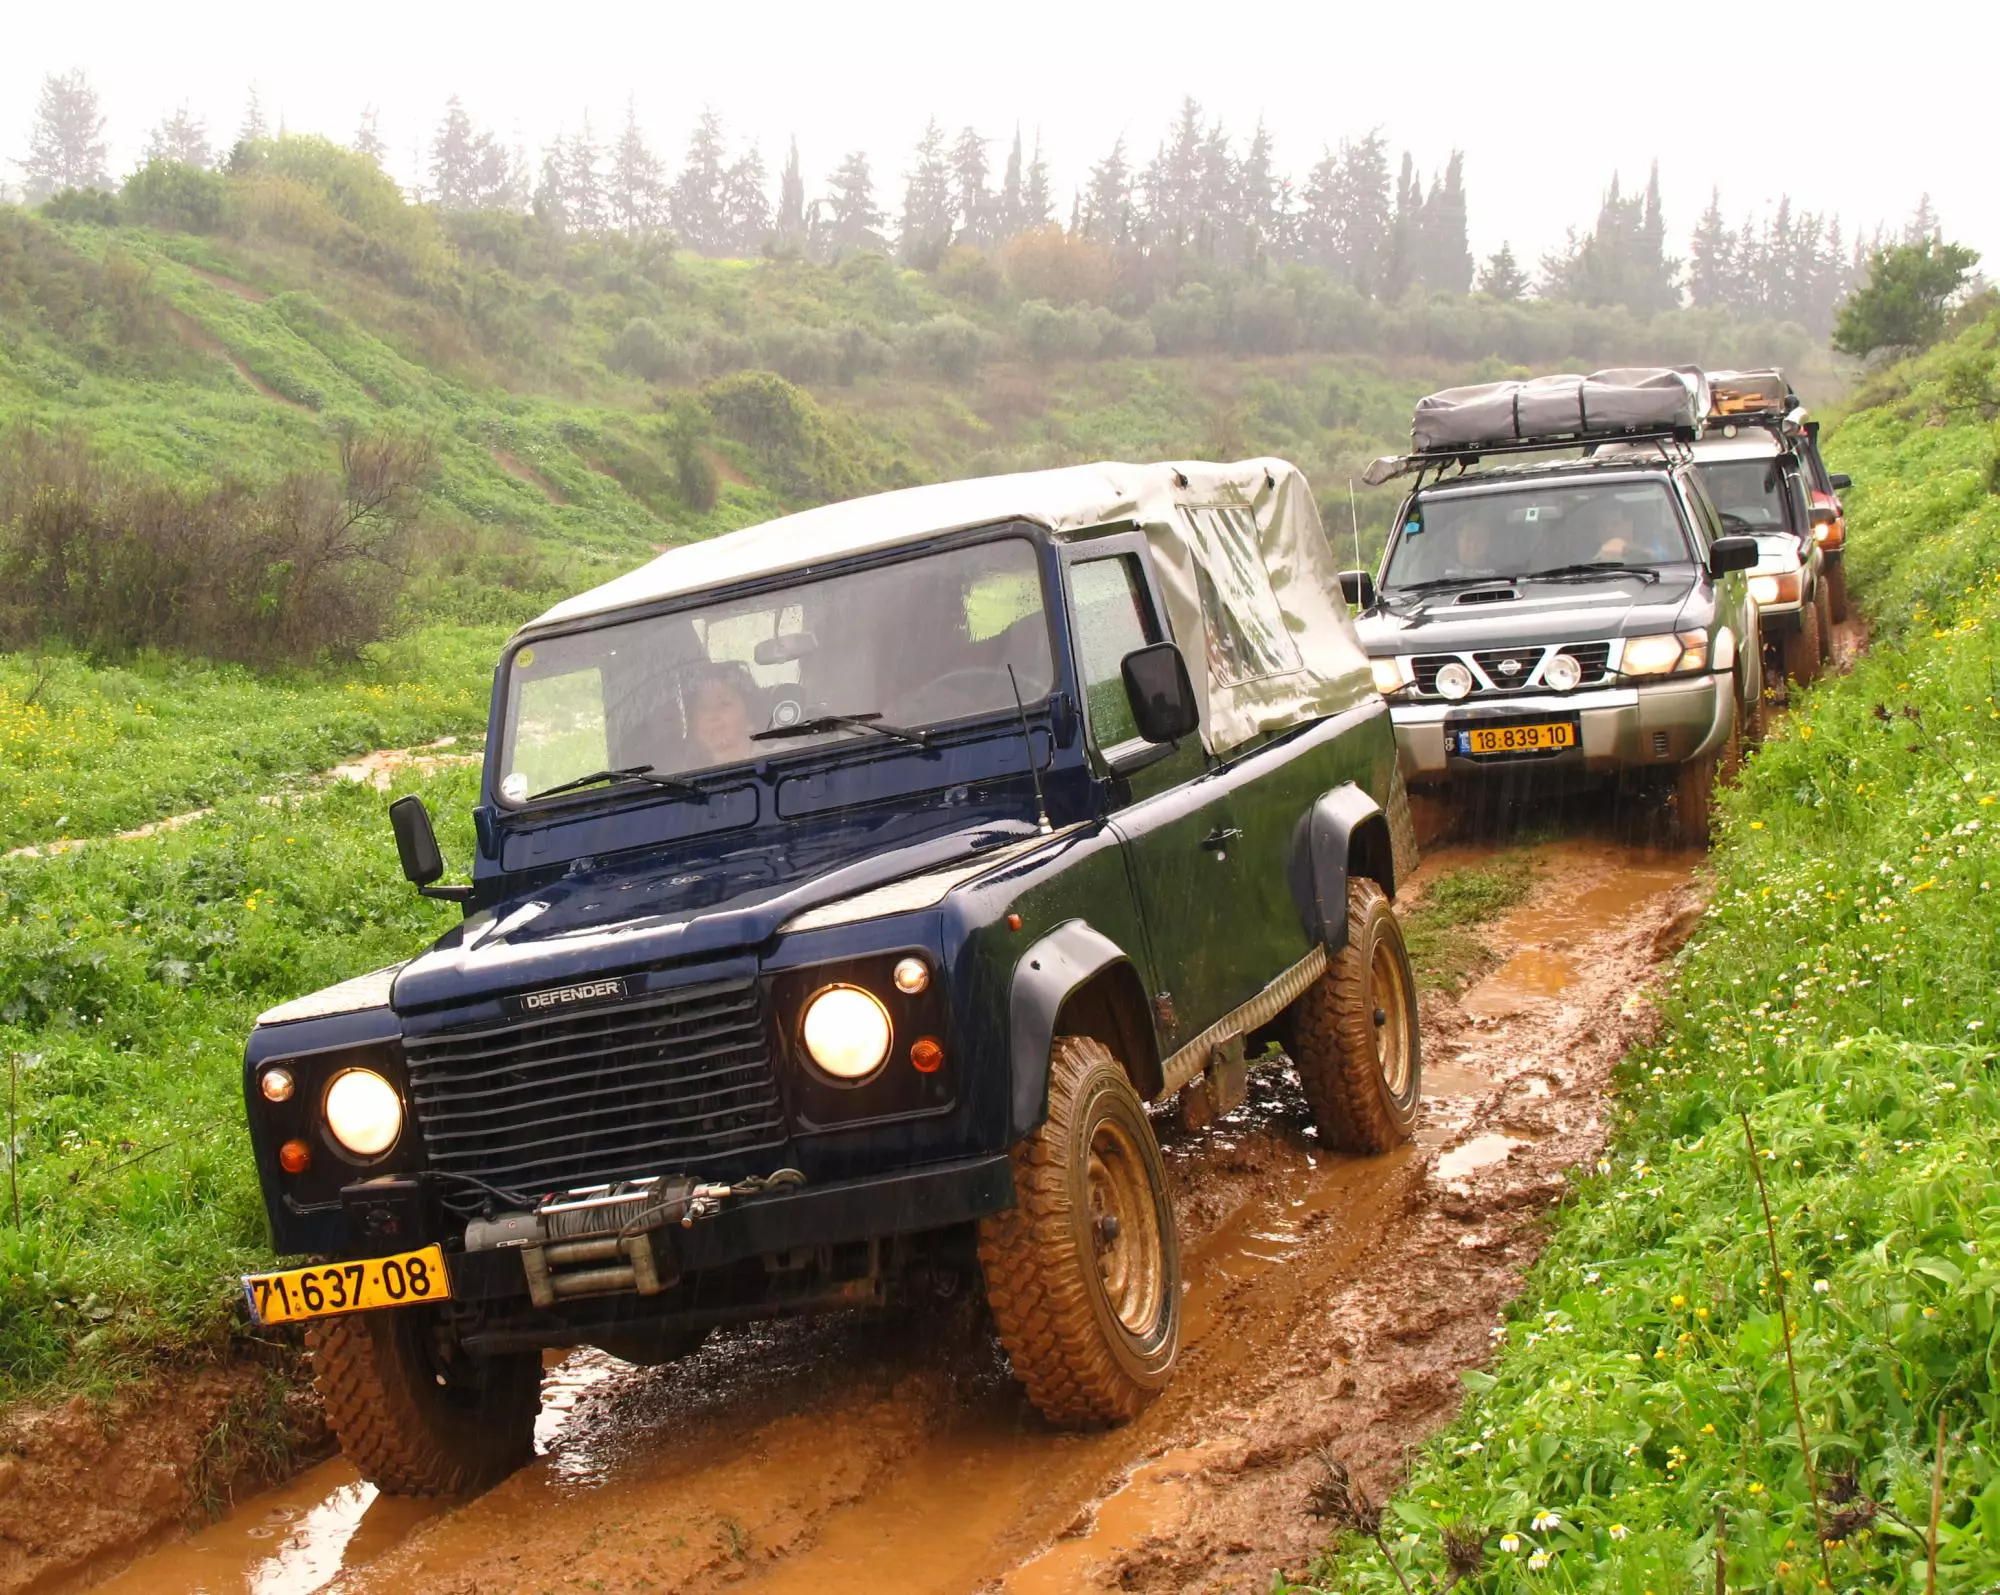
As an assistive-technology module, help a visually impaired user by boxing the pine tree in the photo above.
[1236,120,1281,265]
[1686,188,1732,309]
[1478,241,1527,301]
[1383,152,1421,298]
[1139,98,1204,255]
[353,107,387,164]
[670,110,729,252]
[430,97,512,211]
[1418,152,1472,293]
[995,127,1025,243]
[1020,132,1054,230]
[21,70,111,201]
[1193,116,1236,261]
[239,85,268,145]
[1079,137,1135,247]
[775,136,807,253]
[818,149,886,257]
[950,126,990,249]
[899,118,955,268]
[1905,193,1940,244]
[608,99,667,237]
[561,118,606,232]
[722,145,772,254]
[143,104,213,171]
[1327,132,1392,295]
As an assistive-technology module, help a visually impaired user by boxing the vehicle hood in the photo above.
[389,815,1045,1014]
[1353,571,1700,657]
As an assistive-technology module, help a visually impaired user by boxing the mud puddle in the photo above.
[85,837,1704,1595]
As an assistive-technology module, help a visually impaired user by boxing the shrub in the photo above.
[1017,299,1101,365]
[937,244,1002,303]
[898,313,987,383]
[38,187,122,226]
[0,424,430,663]
[607,316,697,384]
[1001,224,1113,307]
[1148,282,1222,355]
[658,394,720,512]
[121,160,231,234]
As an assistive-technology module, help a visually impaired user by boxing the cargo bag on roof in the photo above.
[1411,366,1708,452]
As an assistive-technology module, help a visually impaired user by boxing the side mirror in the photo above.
[1120,642,1200,745]
[1708,535,1760,576]
[389,795,473,902]
[1338,569,1376,609]
[1828,472,1852,491]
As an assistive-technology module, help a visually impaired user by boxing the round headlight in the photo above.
[892,957,930,995]
[800,985,892,1081]
[259,1066,296,1104]
[323,1068,404,1157]
[1435,660,1475,701]
[1544,653,1583,693]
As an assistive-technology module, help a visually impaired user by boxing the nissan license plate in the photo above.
[1454,722,1577,757]
[242,1244,450,1326]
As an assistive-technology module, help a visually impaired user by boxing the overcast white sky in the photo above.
[3,0,1987,267]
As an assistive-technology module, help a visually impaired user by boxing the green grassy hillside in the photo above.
[1302,308,2000,1593]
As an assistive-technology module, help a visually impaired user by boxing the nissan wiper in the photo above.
[527,764,707,802]
[1386,575,1516,596]
[1522,562,1661,584]
[750,711,931,748]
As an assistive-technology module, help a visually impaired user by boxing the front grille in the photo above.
[1565,641,1612,682]
[1413,654,1458,695]
[405,975,787,1216]
[1473,648,1542,686]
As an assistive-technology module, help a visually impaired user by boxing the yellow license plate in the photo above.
[1461,722,1576,755]
[242,1245,450,1326]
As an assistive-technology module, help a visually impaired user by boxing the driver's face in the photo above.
[692,680,753,762]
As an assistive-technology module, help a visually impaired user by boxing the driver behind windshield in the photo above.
[685,660,761,768]
[1384,483,1688,592]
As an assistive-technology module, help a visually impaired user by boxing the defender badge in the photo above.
[508,977,628,1017]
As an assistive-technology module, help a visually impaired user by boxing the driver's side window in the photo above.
[1069,555,1156,750]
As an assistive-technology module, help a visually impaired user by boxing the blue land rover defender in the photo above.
[239,460,1420,1493]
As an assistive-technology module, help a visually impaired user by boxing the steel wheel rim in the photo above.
[1085,1115,1165,1337]
[1370,934,1414,1098]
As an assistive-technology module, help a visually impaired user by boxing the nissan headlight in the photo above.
[1434,660,1475,701]
[1543,652,1583,693]
[1621,631,1710,678]
[1369,657,1406,696]
[323,1068,404,1157]
[800,985,892,1081]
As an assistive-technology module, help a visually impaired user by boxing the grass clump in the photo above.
[1295,308,2000,1592]
[1403,854,1540,991]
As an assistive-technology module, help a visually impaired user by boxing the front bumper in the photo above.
[427,1152,1018,1304]
[1389,673,1731,781]
[1757,598,1806,637]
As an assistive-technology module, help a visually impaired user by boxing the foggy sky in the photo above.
[3,0,1988,268]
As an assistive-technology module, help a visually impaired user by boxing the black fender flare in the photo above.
[1287,783,1395,953]
[1007,919,1154,1138]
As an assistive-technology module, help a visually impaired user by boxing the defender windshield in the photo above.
[1382,478,1693,591]
[1693,458,1797,534]
[497,538,1053,805]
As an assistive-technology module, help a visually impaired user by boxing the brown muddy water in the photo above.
[67,836,1705,1595]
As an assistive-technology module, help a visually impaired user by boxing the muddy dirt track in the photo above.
[72,827,1706,1595]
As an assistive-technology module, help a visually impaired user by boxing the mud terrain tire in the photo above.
[1815,578,1835,664]
[1282,879,1420,1152]
[307,1306,539,1495]
[1675,751,1718,848]
[978,1036,1179,1428]
[1386,764,1420,888]
[1827,559,1849,624]
[1782,596,1822,688]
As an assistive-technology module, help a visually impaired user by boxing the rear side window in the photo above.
[1069,555,1153,748]
[1694,458,1799,534]
[1177,504,1303,688]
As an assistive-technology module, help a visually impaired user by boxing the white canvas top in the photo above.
[520,459,1374,755]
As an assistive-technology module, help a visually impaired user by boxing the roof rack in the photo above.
[1363,426,1695,488]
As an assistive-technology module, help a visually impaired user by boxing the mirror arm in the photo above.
[417,882,476,903]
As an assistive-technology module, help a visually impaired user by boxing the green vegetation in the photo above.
[1300,308,2000,1592]
[1403,854,1542,991]
[1833,235,1983,362]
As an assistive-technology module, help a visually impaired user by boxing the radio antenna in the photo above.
[1007,665,1053,834]
[1348,478,1364,575]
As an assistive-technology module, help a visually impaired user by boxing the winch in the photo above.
[464,1170,805,1309]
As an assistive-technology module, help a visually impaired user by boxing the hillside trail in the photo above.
[3,739,477,862]
[80,822,1705,1595]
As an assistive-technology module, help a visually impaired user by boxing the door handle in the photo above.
[1200,826,1243,851]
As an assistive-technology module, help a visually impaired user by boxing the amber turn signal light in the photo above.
[278,1139,312,1174]
[910,1037,944,1074]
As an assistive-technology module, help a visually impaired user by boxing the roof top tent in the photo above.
[518,459,1373,758]
[1363,367,1709,489]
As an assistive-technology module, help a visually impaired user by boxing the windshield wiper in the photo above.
[1522,562,1661,584]
[1387,575,1517,596]
[527,764,707,802]
[750,712,931,748]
